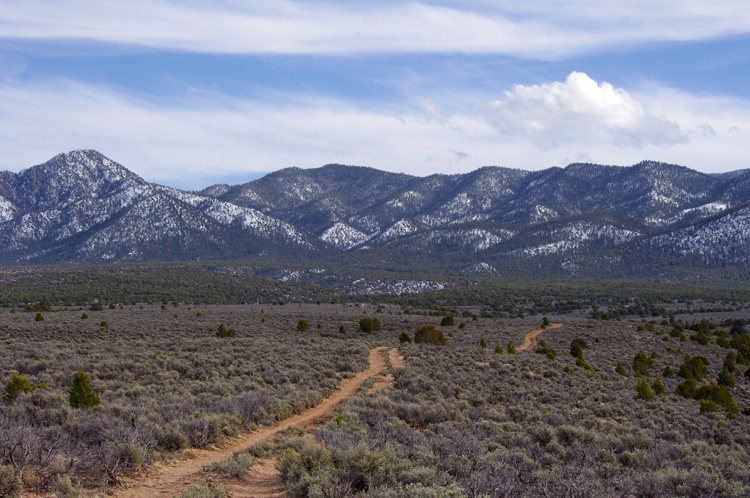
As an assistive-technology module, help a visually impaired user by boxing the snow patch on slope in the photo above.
[0,196,16,222]
[320,223,368,250]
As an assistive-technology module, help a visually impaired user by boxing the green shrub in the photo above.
[54,474,82,498]
[175,480,228,498]
[699,399,718,414]
[440,315,455,326]
[0,465,22,498]
[542,316,551,328]
[507,342,516,354]
[68,370,100,408]
[3,373,34,403]
[80,312,88,319]
[207,452,256,478]
[675,379,697,398]
[35,312,44,321]
[339,324,346,334]
[632,351,653,377]
[414,325,446,346]
[359,317,381,333]
[636,378,654,402]
[723,352,737,373]
[535,347,556,361]
[399,332,412,344]
[494,345,503,354]
[89,303,103,311]
[366,483,467,498]
[296,320,309,332]
[576,356,593,372]
[216,323,236,338]
[718,367,735,389]
[694,385,738,413]
[691,332,710,345]
[652,377,665,395]
[480,338,487,349]
[678,355,708,382]
[663,365,674,377]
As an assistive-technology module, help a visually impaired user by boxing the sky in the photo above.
[1,1,749,189]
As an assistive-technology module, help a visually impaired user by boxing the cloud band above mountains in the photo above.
[2,1,749,59]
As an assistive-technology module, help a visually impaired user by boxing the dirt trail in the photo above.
[112,347,389,498]
[517,323,563,351]
[371,347,405,392]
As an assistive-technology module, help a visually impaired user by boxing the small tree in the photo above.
[81,312,88,320]
[414,325,446,346]
[480,338,487,349]
[652,377,665,396]
[297,320,309,332]
[542,316,551,328]
[718,367,736,389]
[69,370,100,408]
[615,362,627,376]
[570,341,583,359]
[216,324,236,338]
[339,324,347,334]
[678,355,708,382]
[636,378,654,402]
[663,365,674,377]
[34,312,44,322]
[632,351,653,377]
[495,345,503,354]
[507,342,516,354]
[440,315,455,327]
[3,374,34,403]
[399,332,412,344]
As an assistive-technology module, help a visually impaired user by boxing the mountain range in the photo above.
[1,150,749,276]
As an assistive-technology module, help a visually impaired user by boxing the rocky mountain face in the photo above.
[1,150,749,275]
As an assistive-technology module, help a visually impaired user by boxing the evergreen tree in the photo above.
[637,378,654,402]
[507,342,516,354]
[652,377,666,396]
[615,362,627,376]
[3,374,34,403]
[69,370,100,408]
[718,367,736,389]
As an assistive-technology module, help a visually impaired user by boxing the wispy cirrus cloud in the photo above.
[1,1,749,59]
[2,73,750,189]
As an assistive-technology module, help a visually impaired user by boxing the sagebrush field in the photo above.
[1,300,750,497]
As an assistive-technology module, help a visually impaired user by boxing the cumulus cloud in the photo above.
[484,72,688,149]
[1,1,749,59]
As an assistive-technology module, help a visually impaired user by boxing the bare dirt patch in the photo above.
[518,323,563,351]
[111,347,388,498]
[371,348,405,392]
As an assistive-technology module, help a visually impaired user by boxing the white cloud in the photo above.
[1,1,749,59]
[1,76,749,188]
[484,72,688,149]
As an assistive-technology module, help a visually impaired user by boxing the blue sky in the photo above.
[1,1,749,189]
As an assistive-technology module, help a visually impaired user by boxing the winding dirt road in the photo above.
[113,347,393,498]
[517,323,563,351]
